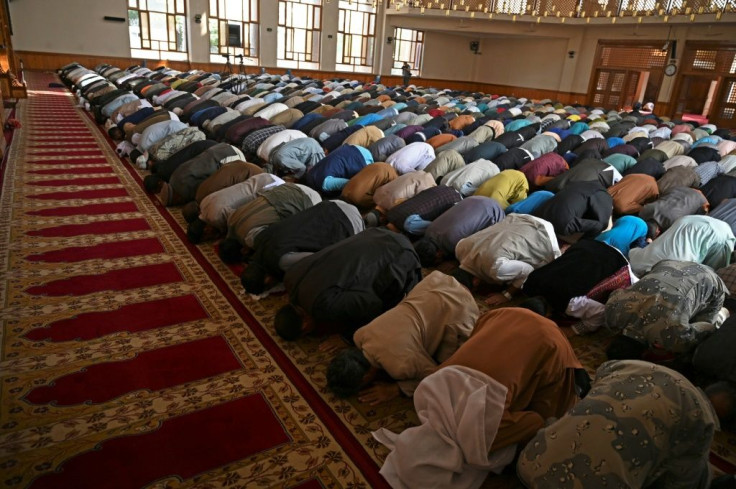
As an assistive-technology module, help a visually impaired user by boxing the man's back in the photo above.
[285,228,421,327]
[606,260,726,353]
[518,360,718,489]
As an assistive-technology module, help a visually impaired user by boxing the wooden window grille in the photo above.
[599,45,668,70]
[682,46,736,74]
[719,80,736,121]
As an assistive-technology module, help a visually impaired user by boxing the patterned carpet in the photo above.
[0,72,733,489]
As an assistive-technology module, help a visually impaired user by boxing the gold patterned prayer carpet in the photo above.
[0,71,733,489]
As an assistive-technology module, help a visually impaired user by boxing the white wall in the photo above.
[259,0,278,68]
[189,0,209,63]
[321,0,338,71]
[10,0,130,57]
[420,32,477,81]
[475,36,569,91]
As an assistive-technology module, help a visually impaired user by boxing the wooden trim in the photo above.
[17,49,586,104]
[679,40,736,51]
[597,39,667,48]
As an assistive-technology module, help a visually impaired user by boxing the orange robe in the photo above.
[427,133,457,150]
[607,173,660,215]
[439,307,581,451]
[341,163,398,209]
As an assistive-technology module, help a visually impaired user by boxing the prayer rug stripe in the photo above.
[27,176,121,186]
[27,150,104,157]
[28,123,86,125]
[28,394,290,489]
[27,167,114,175]
[24,262,183,297]
[29,126,88,130]
[28,138,96,142]
[27,158,109,165]
[23,294,210,342]
[29,188,128,200]
[25,237,164,263]
[27,144,99,149]
[24,336,241,405]
[26,202,138,216]
[26,218,149,237]
[27,132,91,136]
[29,133,92,138]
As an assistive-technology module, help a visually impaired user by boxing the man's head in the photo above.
[181,201,200,223]
[606,335,648,360]
[414,238,442,267]
[327,348,372,398]
[218,237,245,263]
[108,126,124,141]
[705,381,736,428]
[518,297,549,317]
[143,175,163,194]
[187,219,208,244]
[275,304,306,341]
[450,267,477,291]
[241,263,268,295]
[645,220,660,241]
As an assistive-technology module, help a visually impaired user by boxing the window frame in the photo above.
[277,0,324,71]
[128,0,188,62]
[208,0,260,66]
[335,0,377,74]
[390,27,424,77]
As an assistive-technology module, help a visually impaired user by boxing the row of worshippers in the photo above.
[60,60,736,339]
[59,61,736,488]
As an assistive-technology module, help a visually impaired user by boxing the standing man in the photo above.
[401,62,412,87]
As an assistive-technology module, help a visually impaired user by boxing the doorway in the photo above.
[588,42,668,111]
[711,77,736,128]
[674,75,719,117]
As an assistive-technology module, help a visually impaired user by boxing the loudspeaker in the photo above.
[670,40,677,60]
[469,41,479,53]
[228,24,241,47]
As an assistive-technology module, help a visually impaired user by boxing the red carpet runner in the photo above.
[0,73,401,489]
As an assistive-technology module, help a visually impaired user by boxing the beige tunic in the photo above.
[353,271,479,396]
[373,171,436,211]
